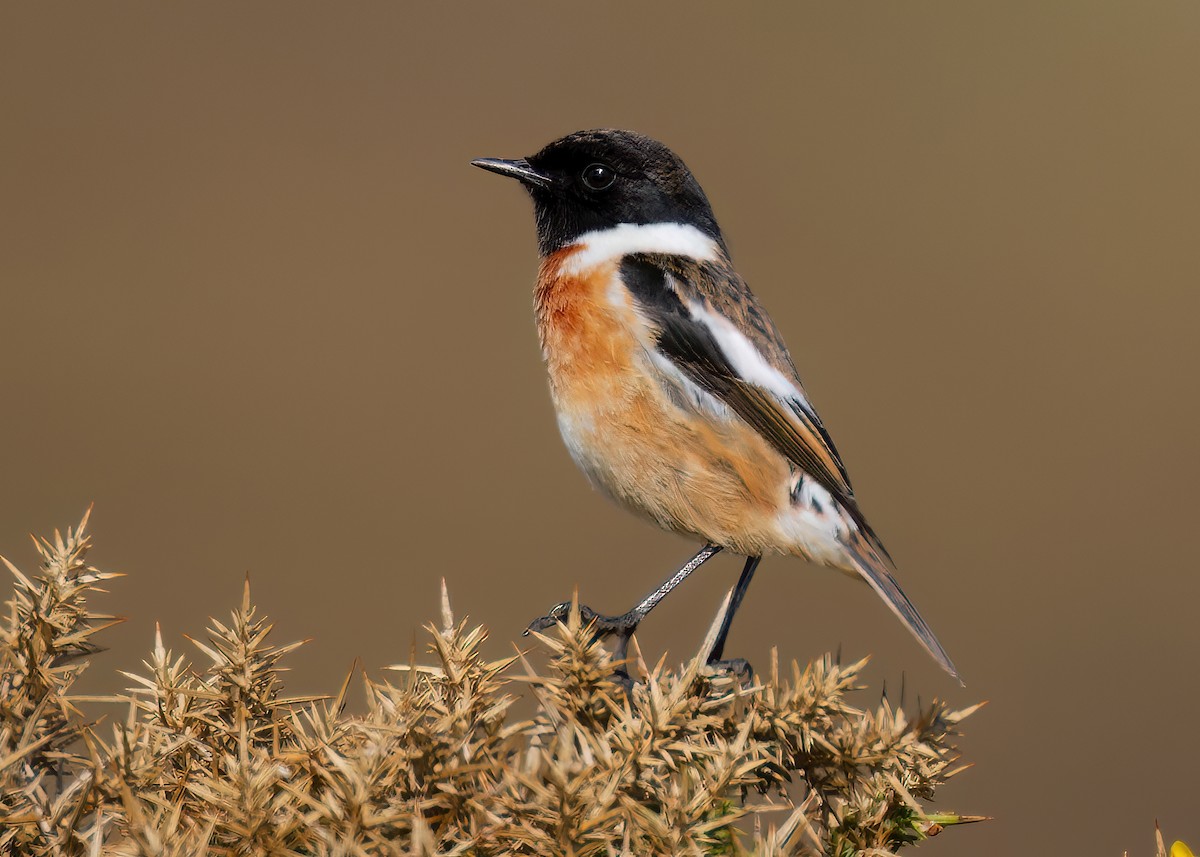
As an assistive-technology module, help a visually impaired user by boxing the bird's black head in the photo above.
[473,129,724,257]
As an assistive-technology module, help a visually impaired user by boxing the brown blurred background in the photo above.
[3,2,1198,852]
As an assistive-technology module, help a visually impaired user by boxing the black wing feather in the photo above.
[621,255,856,508]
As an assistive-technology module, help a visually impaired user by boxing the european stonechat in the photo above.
[474,129,959,683]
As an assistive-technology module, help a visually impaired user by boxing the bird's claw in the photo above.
[524,602,638,640]
[706,657,753,683]
[523,601,574,635]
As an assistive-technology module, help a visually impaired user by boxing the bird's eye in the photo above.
[580,163,616,191]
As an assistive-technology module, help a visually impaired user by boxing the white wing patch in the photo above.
[562,222,719,275]
[687,301,814,410]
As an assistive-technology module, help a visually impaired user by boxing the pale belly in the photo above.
[549,354,827,558]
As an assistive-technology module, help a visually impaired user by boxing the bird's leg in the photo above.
[524,544,724,672]
[706,555,761,679]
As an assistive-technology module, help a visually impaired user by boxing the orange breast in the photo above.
[532,248,794,556]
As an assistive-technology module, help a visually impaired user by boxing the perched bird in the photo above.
[473,129,960,683]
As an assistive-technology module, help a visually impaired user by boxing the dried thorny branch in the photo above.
[1,507,122,855]
[0,512,997,856]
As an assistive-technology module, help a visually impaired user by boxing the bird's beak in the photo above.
[471,157,553,189]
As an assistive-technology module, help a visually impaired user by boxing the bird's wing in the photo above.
[619,252,961,681]
[619,252,856,511]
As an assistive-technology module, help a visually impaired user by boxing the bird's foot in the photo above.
[524,602,640,641]
[705,657,753,683]
[524,602,641,688]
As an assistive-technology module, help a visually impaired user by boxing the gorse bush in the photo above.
[0,511,987,855]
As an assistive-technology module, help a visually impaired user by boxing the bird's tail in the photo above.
[843,532,962,685]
